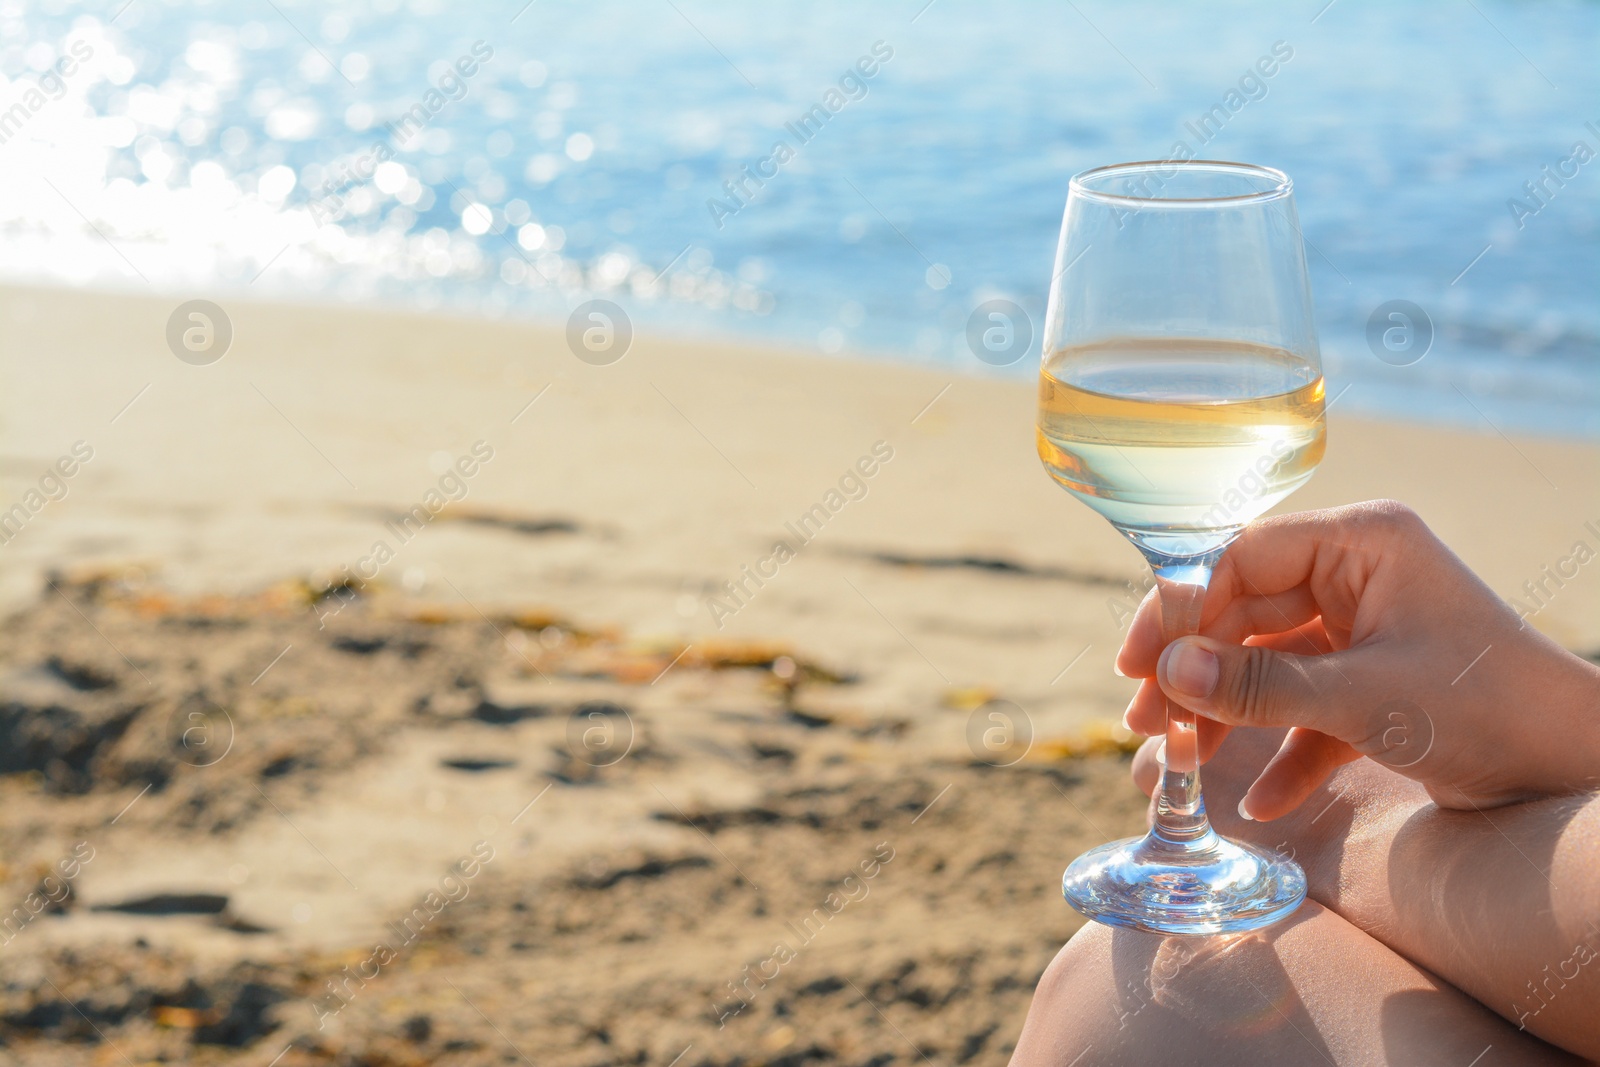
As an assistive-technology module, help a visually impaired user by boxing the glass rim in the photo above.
[1069,160,1293,208]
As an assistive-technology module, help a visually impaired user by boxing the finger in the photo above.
[1209,502,1433,644]
[1196,716,1231,764]
[1121,582,1322,677]
[1155,634,1371,734]
[1121,603,1332,691]
[1125,682,1235,762]
[1129,722,1234,814]
[1213,505,1374,602]
[1121,500,1411,680]
[1244,619,1336,657]
[1206,587,1323,646]
[1121,677,1166,736]
[1114,587,1163,677]
[1238,728,1362,821]
[1131,735,1162,797]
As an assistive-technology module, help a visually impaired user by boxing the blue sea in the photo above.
[6,0,1597,436]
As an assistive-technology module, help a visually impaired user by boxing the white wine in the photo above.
[1036,338,1325,546]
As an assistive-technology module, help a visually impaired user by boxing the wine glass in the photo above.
[1037,160,1325,934]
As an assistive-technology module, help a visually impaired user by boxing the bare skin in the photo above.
[1014,902,1582,1066]
[1014,730,1599,1066]
[1013,503,1600,1064]
[1118,501,1600,814]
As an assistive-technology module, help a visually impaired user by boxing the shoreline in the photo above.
[4,281,1597,668]
[5,277,1594,445]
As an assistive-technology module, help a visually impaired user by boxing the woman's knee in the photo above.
[1010,903,1576,1066]
[1012,905,1352,1064]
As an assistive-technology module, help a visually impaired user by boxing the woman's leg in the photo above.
[1011,901,1581,1066]
[1128,727,1600,1059]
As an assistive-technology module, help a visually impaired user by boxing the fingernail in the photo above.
[1112,663,1126,678]
[1120,704,1133,731]
[1162,640,1219,699]
[1155,740,1167,766]
[1237,797,1255,821]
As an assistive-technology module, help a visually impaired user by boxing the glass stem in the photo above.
[1146,552,1224,851]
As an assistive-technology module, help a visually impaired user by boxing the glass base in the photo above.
[1063,831,1306,936]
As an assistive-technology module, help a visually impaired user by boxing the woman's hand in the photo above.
[1117,500,1600,818]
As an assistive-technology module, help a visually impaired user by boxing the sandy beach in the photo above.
[0,283,1596,1065]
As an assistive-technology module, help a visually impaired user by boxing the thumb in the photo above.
[1156,635,1362,734]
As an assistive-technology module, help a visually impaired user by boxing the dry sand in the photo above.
[0,284,1594,1064]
